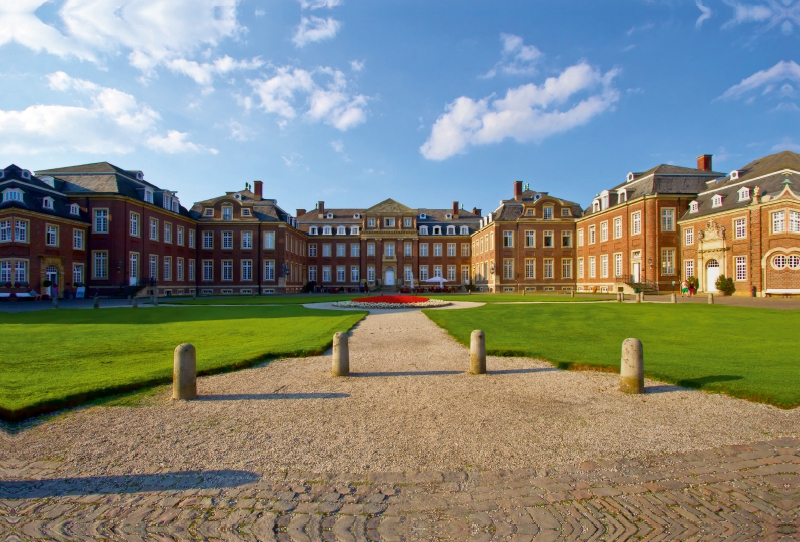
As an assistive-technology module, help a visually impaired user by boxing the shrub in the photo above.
[715,274,736,295]
[686,276,699,290]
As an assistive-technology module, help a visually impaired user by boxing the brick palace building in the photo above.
[0,151,797,299]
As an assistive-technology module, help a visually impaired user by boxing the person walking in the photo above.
[681,280,689,297]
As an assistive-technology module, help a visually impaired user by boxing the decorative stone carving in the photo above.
[703,220,725,241]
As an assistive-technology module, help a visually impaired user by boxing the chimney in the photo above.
[452,201,459,217]
[296,209,306,217]
[514,180,523,201]
[253,180,263,201]
[318,200,325,218]
[472,207,482,217]
[697,154,712,172]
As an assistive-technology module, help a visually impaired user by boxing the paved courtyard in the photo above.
[1,307,798,540]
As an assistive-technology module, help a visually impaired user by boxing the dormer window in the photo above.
[419,226,428,235]
[309,226,318,235]
[163,195,172,210]
[351,226,359,235]
[626,172,635,183]
[135,171,144,180]
[526,209,534,216]
[730,170,739,180]
[204,208,213,217]
[172,200,180,213]
[738,187,750,201]
[144,189,153,203]
[419,213,427,220]
[323,226,332,235]
[617,189,627,202]
[592,200,600,213]
[543,206,554,220]
[326,213,334,219]
[445,213,452,219]
[690,201,699,213]
[21,170,31,180]
[446,225,455,235]
[562,209,571,216]
[42,197,54,210]
[353,213,360,219]
[222,206,233,221]
[40,176,55,188]
[432,226,442,235]
[337,226,346,235]
[460,226,469,235]
[242,209,251,216]
[712,194,723,208]
[70,203,80,215]
[2,188,23,202]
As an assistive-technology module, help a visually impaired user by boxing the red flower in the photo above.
[350,295,430,304]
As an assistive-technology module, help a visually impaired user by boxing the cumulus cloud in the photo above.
[331,139,344,152]
[0,0,246,85]
[350,60,365,72]
[292,15,341,47]
[695,0,712,28]
[421,62,619,161]
[248,66,368,130]
[719,60,800,100]
[298,0,342,8]
[146,130,217,154]
[0,71,213,155]
[164,55,264,88]
[483,34,543,79]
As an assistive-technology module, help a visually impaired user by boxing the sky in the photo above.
[0,0,797,214]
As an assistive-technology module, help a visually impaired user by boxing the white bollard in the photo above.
[670,293,677,303]
[332,332,349,376]
[620,338,644,394]
[635,292,641,304]
[470,330,486,375]
[172,344,197,400]
[52,297,58,309]
[132,296,138,308]
[708,293,714,304]
[93,295,100,309]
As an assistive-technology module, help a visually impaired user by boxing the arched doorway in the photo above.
[45,265,59,297]
[706,259,720,293]
[385,267,395,286]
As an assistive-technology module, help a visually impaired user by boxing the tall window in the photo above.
[46,225,58,246]
[600,222,608,242]
[351,266,360,282]
[461,243,470,257]
[94,209,108,233]
[525,230,535,248]
[503,259,513,279]
[734,218,746,239]
[222,231,233,249]
[0,261,10,283]
[0,220,10,242]
[163,223,171,244]
[420,243,428,257]
[447,243,456,257]
[613,217,622,239]
[203,231,213,249]
[404,265,413,282]
[203,260,213,281]
[150,255,158,280]
[367,243,375,256]
[735,256,747,281]
[367,265,375,281]
[15,261,27,284]
[189,230,195,249]
[337,243,346,257]
[433,243,441,257]
[164,257,172,281]
[601,255,609,278]
[336,266,345,282]
[72,229,84,250]
[177,258,184,281]
[525,258,535,279]
[790,211,800,232]
[578,258,584,279]
[632,212,641,235]
[772,212,784,233]
[685,260,694,280]
[385,243,395,257]
[589,256,596,278]
[562,231,572,247]
[503,231,513,247]
[404,243,412,257]
[543,258,554,279]
[661,248,675,275]
[543,231,554,248]
[188,260,195,281]
[543,207,553,220]
[130,213,139,237]
[222,260,233,281]
[264,231,275,249]
[447,265,456,282]
[614,253,622,277]
[309,244,317,257]
[177,226,184,246]
[322,266,331,282]
[74,264,84,285]
[661,209,675,231]
[322,244,331,257]
[685,228,694,245]
[352,243,361,257]
[263,261,275,281]
[461,265,470,283]
[94,251,108,279]
[419,265,429,280]
[308,266,317,282]
[433,264,442,278]
[222,206,232,221]
[588,225,596,244]
[242,231,252,249]
[149,218,158,241]
[562,259,572,279]
[577,229,584,247]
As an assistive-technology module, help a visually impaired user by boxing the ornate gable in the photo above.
[364,198,415,215]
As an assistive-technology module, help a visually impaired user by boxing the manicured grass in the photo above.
[424,303,800,408]
[167,293,612,305]
[0,306,365,420]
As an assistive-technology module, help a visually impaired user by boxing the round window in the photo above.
[788,255,800,270]
[773,255,787,269]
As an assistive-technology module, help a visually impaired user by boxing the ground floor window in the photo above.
[735,256,747,281]
[351,266,360,282]
[164,257,172,281]
[0,261,11,283]
[543,258,554,279]
[601,255,608,278]
[322,266,331,282]
[562,258,572,279]
[177,258,184,281]
[188,260,195,281]
[433,265,442,278]
[447,265,456,282]
[461,266,469,284]
[661,248,675,275]
[685,259,694,279]
[503,259,514,280]
[73,263,84,285]
[149,255,158,280]
[367,265,375,282]
[94,251,108,279]
[242,260,252,281]
[420,265,429,281]
[264,260,275,281]
[222,260,233,281]
[578,258,584,279]
[614,253,622,278]
[589,256,596,278]
[309,266,317,282]
[404,265,413,282]
[203,260,213,281]
[337,266,346,282]
[15,260,28,284]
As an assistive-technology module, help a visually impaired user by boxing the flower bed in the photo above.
[333,295,450,309]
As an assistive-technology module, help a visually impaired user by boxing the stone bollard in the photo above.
[192,290,197,300]
[52,297,58,309]
[127,295,132,305]
[132,296,138,308]
[172,343,197,400]
[93,295,99,309]
[635,292,641,304]
[670,293,677,303]
[620,338,644,394]
[708,293,714,304]
[331,332,349,376]
[153,294,159,307]
[469,330,486,375]
[570,290,574,298]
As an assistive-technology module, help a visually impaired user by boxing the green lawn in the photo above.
[424,303,800,408]
[0,306,365,420]
[166,293,612,305]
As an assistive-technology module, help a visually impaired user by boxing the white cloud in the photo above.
[298,0,342,9]
[350,60,365,72]
[146,130,218,154]
[165,55,264,88]
[292,16,341,47]
[0,71,212,155]
[772,137,800,153]
[0,0,244,83]
[719,61,800,100]
[421,62,619,161]
[722,0,800,35]
[228,120,256,141]
[331,139,345,152]
[722,1,774,28]
[626,22,655,36]
[482,33,543,79]
[248,66,368,130]
[254,9,265,16]
[695,0,712,28]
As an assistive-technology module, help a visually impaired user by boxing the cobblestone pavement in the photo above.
[1,437,798,541]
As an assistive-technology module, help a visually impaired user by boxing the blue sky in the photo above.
[0,0,796,213]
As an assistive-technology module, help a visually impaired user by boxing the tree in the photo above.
[715,274,736,295]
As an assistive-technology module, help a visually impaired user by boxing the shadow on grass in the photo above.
[0,470,259,499]
[196,392,349,401]
[677,375,744,388]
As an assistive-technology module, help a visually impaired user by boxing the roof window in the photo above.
[42,196,54,210]
[626,172,635,182]
[144,189,153,203]
[738,187,750,202]
[730,170,739,180]
[353,212,360,218]
[689,201,699,213]
[70,203,81,215]
[2,188,23,202]
[419,213,427,219]
[327,212,334,219]
[712,194,723,208]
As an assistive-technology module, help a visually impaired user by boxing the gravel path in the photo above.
[8,310,798,480]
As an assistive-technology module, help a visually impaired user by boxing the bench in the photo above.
[765,289,800,298]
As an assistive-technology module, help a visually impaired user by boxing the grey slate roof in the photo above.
[0,164,89,222]
[192,190,293,223]
[490,191,583,222]
[295,204,481,234]
[679,151,800,220]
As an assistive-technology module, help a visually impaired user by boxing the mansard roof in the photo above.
[191,190,293,223]
[491,193,583,222]
[680,151,800,220]
[0,164,89,222]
